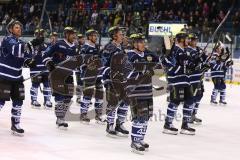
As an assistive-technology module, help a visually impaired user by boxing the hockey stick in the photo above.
[203,1,234,52]
[104,60,165,118]
[24,70,49,82]
[45,9,53,33]
[153,85,164,90]
[39,0,47,28]
[23,54,84,82]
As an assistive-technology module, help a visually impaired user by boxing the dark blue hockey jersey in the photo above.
[43,39,77,65]
[0,35,31,81]
[30,43,48,76]
[127,50,159,99]
[185,46,207,84]
[80,42,98,56]
[161,44,189,87]
[80,42,103,80]
[101,42,125,84]
[210,52,228,78]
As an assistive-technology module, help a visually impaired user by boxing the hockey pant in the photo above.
[80,79,104,116]
[0,79,25,126]
[105,83,128,125]
[165,85,194,124]
[211,78,226,102]
[30,81,52,103]
[191,82,204,115]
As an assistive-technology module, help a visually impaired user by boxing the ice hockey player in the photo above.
[210,42,233,105]
[127,33,159,154]
[161,32,196,135]
[43,27,77,129]
[75,33,85,104]
[30,28,52,109]
[79,29,105,124]
[102,26,131,137]
[48,32,58,46]
[185,33,209,124]
[0,20,43,135]
[76,33,85,52]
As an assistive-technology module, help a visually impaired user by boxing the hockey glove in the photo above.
[46,60,56,72]
[24,59,36,68]
[200,63,211,72]
[30,37,45,47]
[226,60,233,67]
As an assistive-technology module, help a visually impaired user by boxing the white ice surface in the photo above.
[0,70,240,160]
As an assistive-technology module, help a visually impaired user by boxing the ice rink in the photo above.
[0,71,240,160]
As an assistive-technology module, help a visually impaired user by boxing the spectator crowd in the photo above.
[0,0,239,37]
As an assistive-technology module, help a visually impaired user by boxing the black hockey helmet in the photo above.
[7,19,23,34]
[188,33,198,40]
[130,33,145,42]
[130,33,146,51]
[34,28,45,37]
[175,31,188,41]
[77,33,84,38]
[108,26,122,39]
[34,28,44,34]
[85,29,98,37]
[63,27,76,35]
[50,32,58,37]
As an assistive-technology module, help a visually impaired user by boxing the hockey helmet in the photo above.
[50,32,58,37]
[108,26,121,39]
[77,33,84,38]
[85,29,98,37]
[130,33,145,42]
[63,27,76,35]
[175,31,188,40]
[188,33,198,40]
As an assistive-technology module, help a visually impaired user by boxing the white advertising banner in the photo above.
[148,23,186,36]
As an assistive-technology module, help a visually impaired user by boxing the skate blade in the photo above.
[106,133,118,138]
[116,132,129,137]
[219,103,227,106]
[95,121,106,125]
[11,131,24,137]
[57,126,68,130]
[193,121,202,125]
[131,148,145,155]
[210,102,218,105]
[31,106,41,109]
[44,105,52,110]
[162,129,178,135]
[80,121,90,125]
[180,130,195,135]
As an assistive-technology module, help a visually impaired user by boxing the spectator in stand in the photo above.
[78,0,85,11]
[232,11,240,34]
[0,0,238,38]
[92,0,98,11]
[202,2,209,18]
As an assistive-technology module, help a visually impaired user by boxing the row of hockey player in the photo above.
[161,32,233,136]
[0,20,233,154]
[29,30,85,110]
